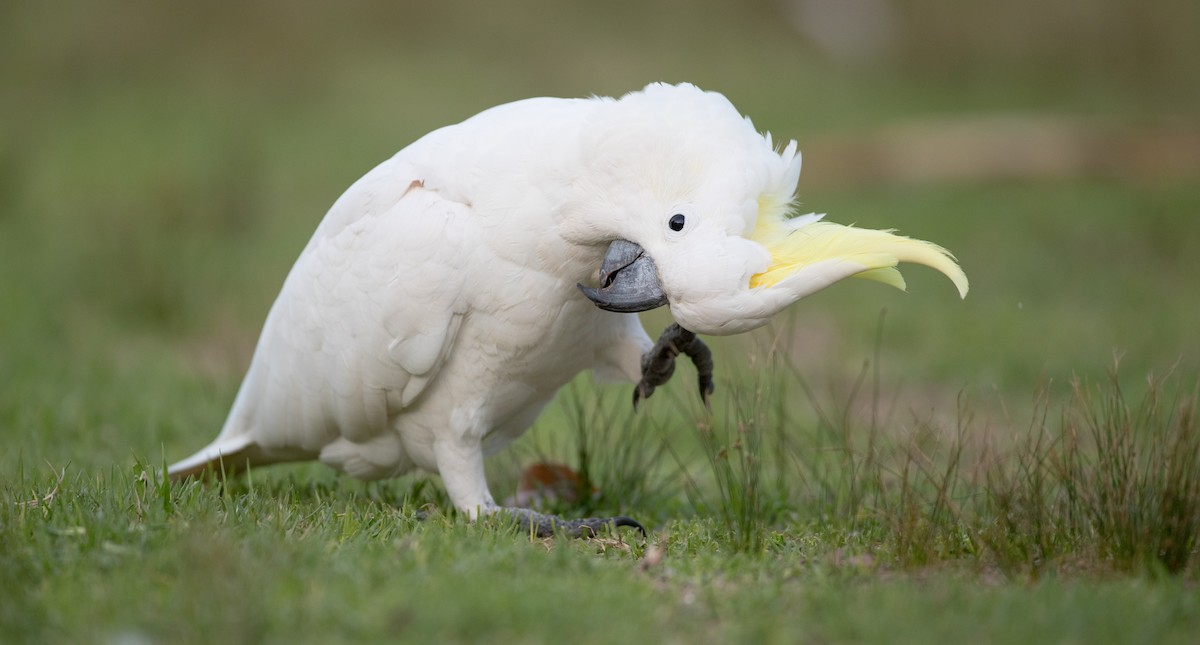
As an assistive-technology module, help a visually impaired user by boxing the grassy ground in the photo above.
[3,1,1199,643]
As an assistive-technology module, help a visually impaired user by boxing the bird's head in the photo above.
[569,83,968,336]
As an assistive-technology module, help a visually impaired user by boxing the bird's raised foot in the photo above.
[634,323,715,411]
[497,507,647,539]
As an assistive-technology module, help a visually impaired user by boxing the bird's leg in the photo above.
[433,436,646,539]
[633,323,715,410]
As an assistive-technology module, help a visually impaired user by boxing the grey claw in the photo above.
[563,516,647,539]
[504,508,647,538]
[634,323,715,410]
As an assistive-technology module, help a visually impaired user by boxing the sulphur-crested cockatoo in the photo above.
[169,83,968,536]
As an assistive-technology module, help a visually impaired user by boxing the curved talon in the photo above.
[634,323,715,411]
[564,515,647,539]
[682,333,715,410]
[504,508,647,539]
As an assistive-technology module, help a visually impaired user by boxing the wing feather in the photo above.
[169,156,472,475]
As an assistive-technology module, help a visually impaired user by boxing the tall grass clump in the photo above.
[780,313,978,565]
[784,358,881,528]
[678,313,979,558]
[979,366,1200,575]
[501,379,679,521]
[976,390,1072,575]
[877,407,978,567]
[679,313,1199,573]
[1063,368,1200,573]
[559,381,679,517]
[671,345,801,554]
[684,395,769,553]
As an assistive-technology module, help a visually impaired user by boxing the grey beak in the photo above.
[577,240,668,313]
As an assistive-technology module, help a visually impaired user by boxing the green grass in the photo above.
[5,469,1197,644]
[4,374,1200,644]
[3,1,1200,643]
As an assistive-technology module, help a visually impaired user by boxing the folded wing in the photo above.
[168,156,472,478]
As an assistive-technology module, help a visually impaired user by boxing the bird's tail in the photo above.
[166,435,256,481]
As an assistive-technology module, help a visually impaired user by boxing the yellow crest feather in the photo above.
[748,206,969,298]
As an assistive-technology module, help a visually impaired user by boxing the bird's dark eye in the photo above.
[668,213,686,232]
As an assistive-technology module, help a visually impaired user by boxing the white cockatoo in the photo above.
[169,83,967,536]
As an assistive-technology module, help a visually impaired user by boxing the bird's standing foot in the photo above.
[497,507,646,538]
[634,323,714,410]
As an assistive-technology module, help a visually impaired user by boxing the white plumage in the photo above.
[169,83,966,530]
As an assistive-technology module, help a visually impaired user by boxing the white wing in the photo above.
[168,154,471,477]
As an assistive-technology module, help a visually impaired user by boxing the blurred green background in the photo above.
[2,0,1198,471]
